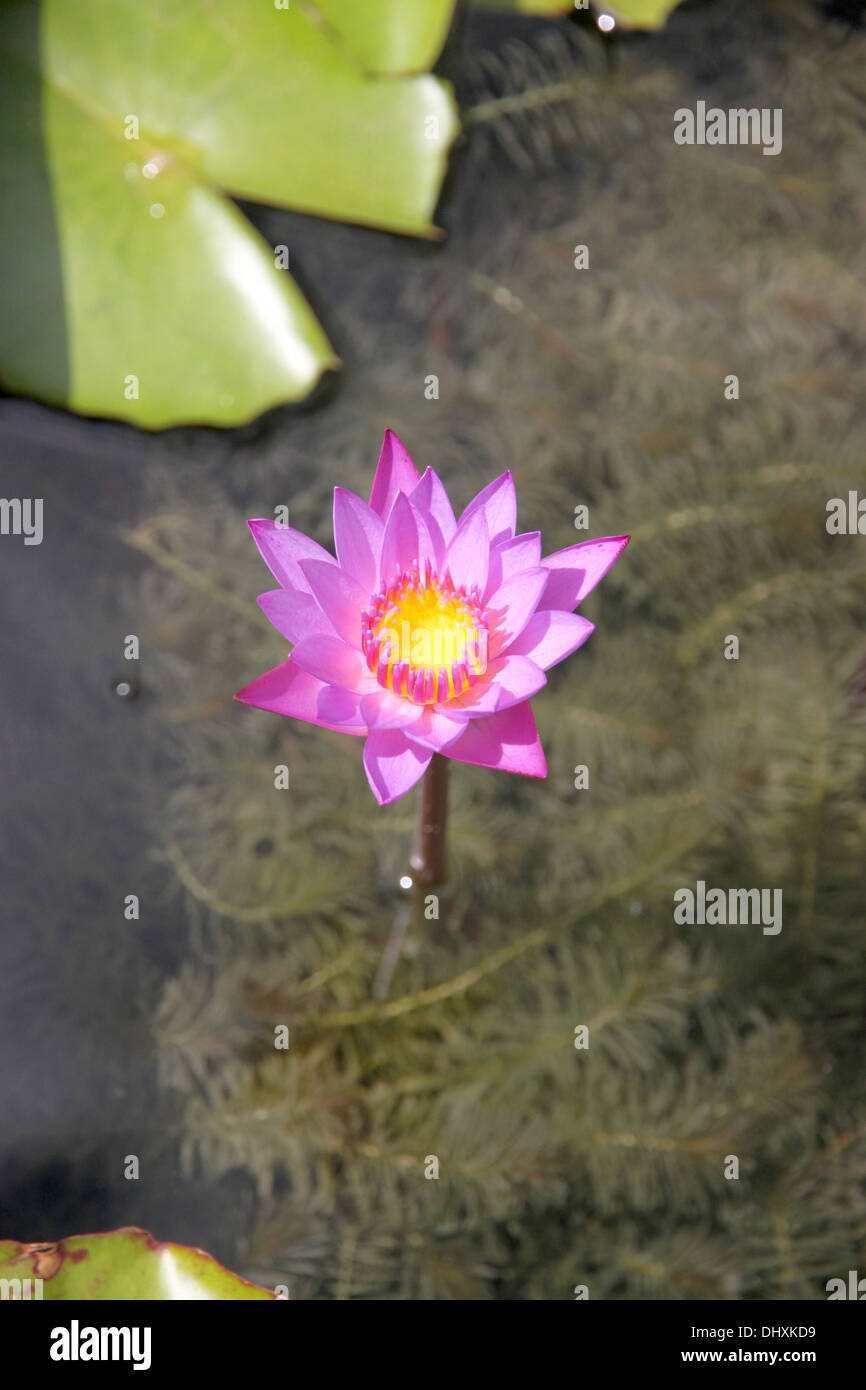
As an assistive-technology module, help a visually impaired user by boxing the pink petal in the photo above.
[248,519,335,593]
[299,559,367,649]
[483,532,542,600]
[360,689,419,731]
[333,488,384,595]
[405,706,469,752]
[257,589,337,645]
[485,567,548,656]
[445,507,489,594]
[506,610,595,669]
[459,472,517,548]
[369,430,421,518]
[379,492,419,583]
[316,684,368,728]
[540,535,630,611]
[409,496,437,576]
[409,468,456,565]
[235,659,367,736]
[290,632,375,693]
[445,702,547,777]
[359,691,467,749]
[363,730,432,806]
[448,653,547,714]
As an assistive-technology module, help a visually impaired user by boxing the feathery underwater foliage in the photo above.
[134,0,866,1298]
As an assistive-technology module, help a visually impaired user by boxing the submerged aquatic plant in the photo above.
[236,430,629,807]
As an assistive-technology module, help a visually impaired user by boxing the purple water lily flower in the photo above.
[236,432,629,805]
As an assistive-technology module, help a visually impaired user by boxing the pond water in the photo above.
[1,0,865,1298]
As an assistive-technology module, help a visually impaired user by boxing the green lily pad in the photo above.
[603,0,682,25]
[470,0,682,27]
[312,0,457,74]
[0,0,459,428]
[0,1227,276,1300]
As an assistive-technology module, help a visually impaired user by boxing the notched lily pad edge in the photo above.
[0,1225,278,1300]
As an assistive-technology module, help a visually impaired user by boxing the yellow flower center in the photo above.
[362,564,488,705]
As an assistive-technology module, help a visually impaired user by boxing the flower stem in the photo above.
[372,755,449,1000]
[409,752,449,889]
